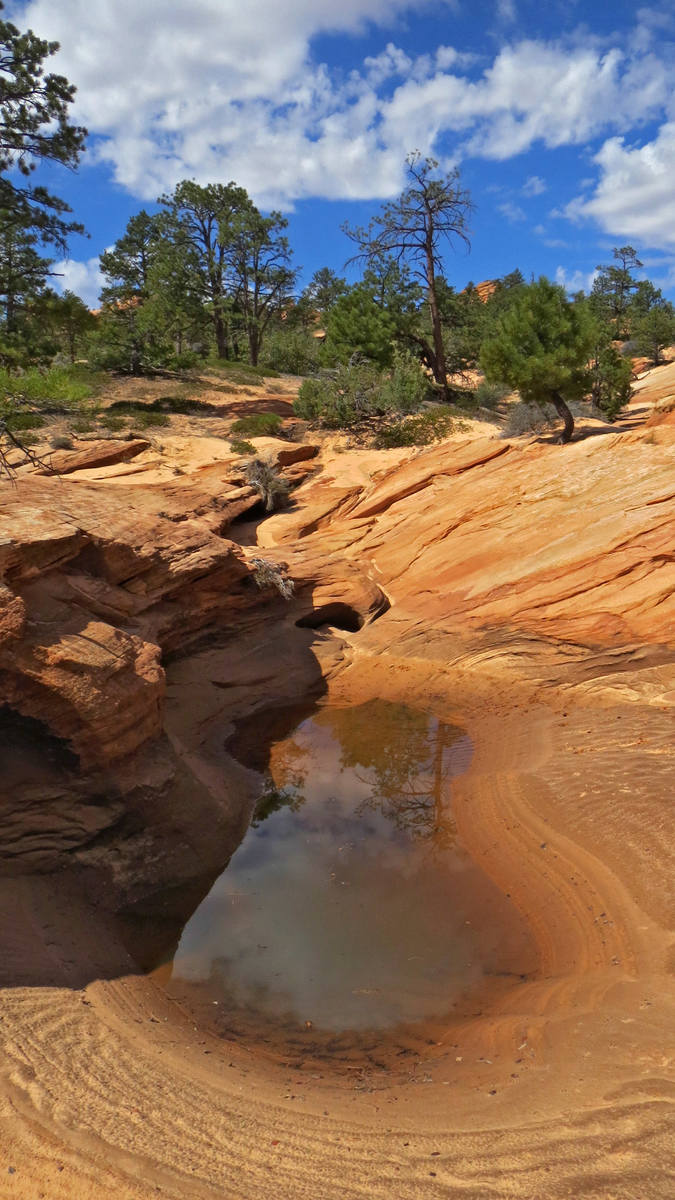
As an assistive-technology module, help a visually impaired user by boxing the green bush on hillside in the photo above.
[294,351,430,429]
[229,438,256,455]
[475,379,511,407]
[231,411,282,437]
[261,329,320,375]
[4,411,45,431]
[0,365,100,409]
[374,406,457,448]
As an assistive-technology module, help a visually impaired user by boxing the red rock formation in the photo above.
[0,442,328,768]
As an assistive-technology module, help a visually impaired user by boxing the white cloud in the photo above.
[11,3,674,207]
[459,43,667,159]
[54,256,105,307]
[496,0,517,23]
[565,123,675,247]
[522,174,547,196]
[498,201,526,222]
[363,43,413,85]
[555,265,598,294]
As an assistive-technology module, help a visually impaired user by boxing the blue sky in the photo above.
[9,0,675,304]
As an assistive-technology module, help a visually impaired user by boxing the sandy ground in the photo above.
[1,668,673,1199]
[1,367,674,1199]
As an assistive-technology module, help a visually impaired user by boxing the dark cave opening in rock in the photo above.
[295,603,364,632]
[0,705,80,777]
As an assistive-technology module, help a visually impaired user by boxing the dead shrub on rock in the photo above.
[503,400,555,438]
[250,557,294,599]
[244,456,290,511]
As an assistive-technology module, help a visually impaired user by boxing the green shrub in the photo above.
[5,411,45,431]
[378,349,432,414]
[261,329,321,375]
[475,379,511,407]
[229,438,256,455]
[165,350,202,371]
[129,410,170,428]
[294,362,381,428]
[295,354,429,429]
[231,411,282,437]
[69,417,96,433]
[293,376,328,422]
[149,395,210,414]
[374,406,457,448]
[0,365,100,409]
[99,415,126,432]
[207,359,279,384]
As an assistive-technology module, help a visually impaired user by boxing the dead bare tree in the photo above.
[343,152,474,400]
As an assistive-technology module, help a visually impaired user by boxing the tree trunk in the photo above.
[213,310,228,359]
[425,245,448,399]
[551,391,574,443]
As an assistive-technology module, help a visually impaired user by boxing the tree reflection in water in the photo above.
[326,700,465,849]
[256,700,468,850]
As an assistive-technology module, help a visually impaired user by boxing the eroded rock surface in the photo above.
[0,371,674,1200]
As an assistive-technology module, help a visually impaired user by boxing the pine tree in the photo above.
[634,303,675,366]
[591,246,643,336]
[223,203,295,365]
[157,181,249,359]
[323,283,396,366]
[481,278,596,443]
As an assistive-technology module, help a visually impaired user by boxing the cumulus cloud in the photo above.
[458,42,667,159]
[54,256,105,308]
[522,175,547,196]
[11,2,674,207]
[497,201,526,222]
[565,123,675,247]
[555,265,598,294]
[496,0,517,23]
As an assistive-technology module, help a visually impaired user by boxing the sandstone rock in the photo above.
[34,438,150,475]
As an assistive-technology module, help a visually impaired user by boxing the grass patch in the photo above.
[128,410,171,429]
[108,396,214,417]
[98,415,126,432]
[0,365,104,410]
[230,412,282,437]
[474,379,511,407]
[374,406,458,448]
[207,359,279,385]
[4,411,45,431]
[150,395,212,414]
[69,417,97,433]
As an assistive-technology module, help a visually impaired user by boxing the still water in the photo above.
[166,700,532,1033]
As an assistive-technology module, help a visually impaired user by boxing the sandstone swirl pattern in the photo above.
[0,372,673,1198]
